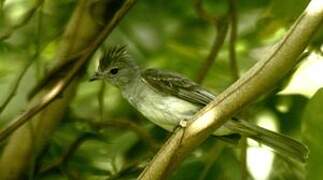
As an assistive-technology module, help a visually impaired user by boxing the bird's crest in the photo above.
[99,45,129,71]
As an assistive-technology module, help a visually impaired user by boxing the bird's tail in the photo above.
[226,119,309,162]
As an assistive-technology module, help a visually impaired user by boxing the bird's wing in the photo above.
[141,68,215,106]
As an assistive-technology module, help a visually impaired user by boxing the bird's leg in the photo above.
[179,118,188,128]
[172,118,189,133]
[177,119,189,144]
[171,118,189,144]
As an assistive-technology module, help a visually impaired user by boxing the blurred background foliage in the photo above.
[0,0,323,179]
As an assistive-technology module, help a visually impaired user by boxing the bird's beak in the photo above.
[89,72,101,82]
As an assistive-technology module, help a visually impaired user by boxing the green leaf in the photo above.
[302,88,323,180]
[171,158,205,180]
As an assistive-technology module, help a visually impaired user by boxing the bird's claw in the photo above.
[179,119,188,128]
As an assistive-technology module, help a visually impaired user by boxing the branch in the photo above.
[0,1,44,119]
[194,0,229,84]
[0,0,5,11]
[0,59,33,115]
[228,0,239,81]
[0,1,136,178]
[239,136,248,180]
[198,142,224,180]
[38,132,99,174]
[98,81,106,121]
[27,47,91,99]
[0,0,136,142]
[227,1,248,179]
[138,0,323,179]
[108,161,145,180]
[0,0,45,41]
[195,19,229,83]
[38,117,157,176]
[91,119,160,152]
[192,0,218,23]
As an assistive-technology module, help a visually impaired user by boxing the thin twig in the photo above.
[27,46,92,100]
[28,6,44,179]
[195,20,229,83]
[38,132,100,174]
[98,81,106,121]
[192,0,218,23]
[0,60,33,115]
[108,161,146,180]
[34,0,43,84]
[0,0,136,142]
[0,7,46,114]
[0,0,5,11]
[91,119,160,152]
[198,142,224,180]
[239,136,247,180]
[227,1,247,179]
[228,0,240,81]
[0,0,45,41]
[193,0,229,84]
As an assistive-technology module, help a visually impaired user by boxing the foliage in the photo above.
[0,0,322,179]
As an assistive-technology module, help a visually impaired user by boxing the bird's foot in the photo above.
[179,119,188,128]
[172,119,189,133]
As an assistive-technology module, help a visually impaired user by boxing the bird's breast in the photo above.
[121,79,233,136]
[122,80,200,131]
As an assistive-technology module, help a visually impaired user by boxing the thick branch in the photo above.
[139,0,323,179]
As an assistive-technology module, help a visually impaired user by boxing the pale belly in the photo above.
[122,81,232,136]
[135,94,200,131]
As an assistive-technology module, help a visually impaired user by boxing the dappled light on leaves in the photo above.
[247,111,277,180]
[279,52,323,97]
[5,0,26,21]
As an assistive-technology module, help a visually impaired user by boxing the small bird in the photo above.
[90,45,308,162]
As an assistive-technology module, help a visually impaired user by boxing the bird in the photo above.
[90,45,308,162]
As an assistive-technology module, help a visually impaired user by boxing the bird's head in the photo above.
[90,45,140,88]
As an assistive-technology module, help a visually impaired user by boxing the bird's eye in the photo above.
[110,68,119,75]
